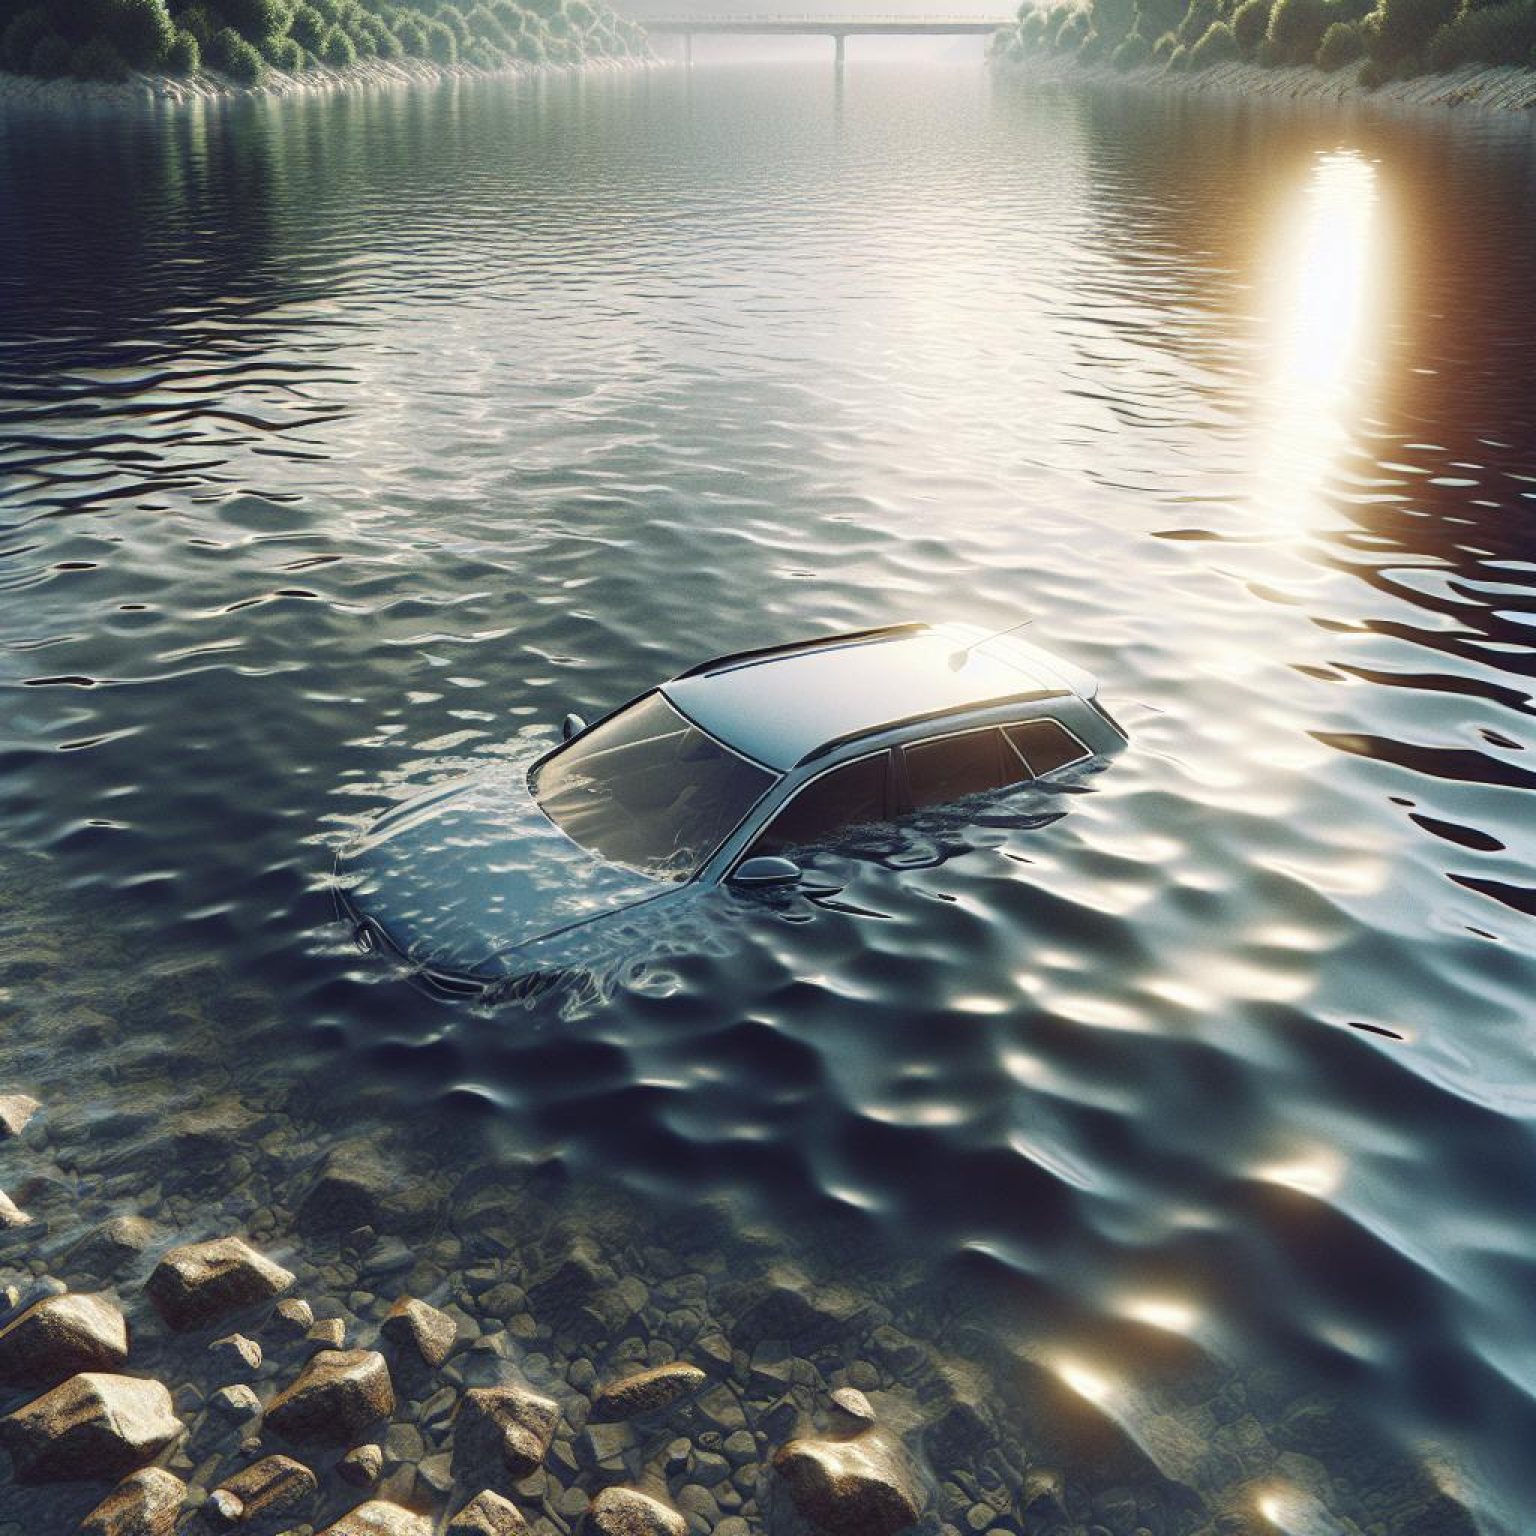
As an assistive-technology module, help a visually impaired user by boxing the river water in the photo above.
[1,60,1534,1534]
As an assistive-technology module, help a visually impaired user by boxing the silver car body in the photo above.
[336,621,1125,992]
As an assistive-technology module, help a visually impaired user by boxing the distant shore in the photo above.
[0,51,648,111]
[996,52,1536,113]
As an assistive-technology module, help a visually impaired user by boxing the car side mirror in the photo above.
[561,712,587,742]
[729,856,802,888]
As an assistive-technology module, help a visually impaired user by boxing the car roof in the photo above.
[661,622,1097,772]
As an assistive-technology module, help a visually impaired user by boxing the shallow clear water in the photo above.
[1,61,1535,1533]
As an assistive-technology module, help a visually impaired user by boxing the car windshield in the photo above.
[529,692,777,881]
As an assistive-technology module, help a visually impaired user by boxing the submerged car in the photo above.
[335,621,1126,995]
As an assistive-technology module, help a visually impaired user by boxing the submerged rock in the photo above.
[773,1434,922,1536]
[297,1139,440,1238]
[454,1382,560,1476]
[213,1453,317,1523]
[588,1486,688,1536]
[592,1362,707,1421]
[0,1292,129,1385]
[209,1332,262,1374]
[0,1093,41,1138]
[318,1500,433,1535]
[0,1371,184,1482]
[828,1387,877,1434]
[271,1296,315,1338]
[145,1236,294,1330]
[448,1488,530,1535]
[729,1264,869,1348]
[209,1383,262,1423]
[77,1466,187,1536]
[266,1348,394,1444]
[340,1442,385,1487]
[66,1217,157,1280]
[0,1189,32,1228]
[307,1317,347,1350]
[381,1295,457,1367]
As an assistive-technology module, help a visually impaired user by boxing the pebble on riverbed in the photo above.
[318,1499,434,1535]
[447,1488,530,1534]
[592,1360,708,1420]
[381,1293,458,1367]
[0,1093,41,1139]
[453,1382,561,1477]
[0,1190,32,1229]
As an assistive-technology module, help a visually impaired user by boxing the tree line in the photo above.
[0,0,648,86]
[989,0,1536,85]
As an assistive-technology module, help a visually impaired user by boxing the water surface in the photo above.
[1,62,1535,1533]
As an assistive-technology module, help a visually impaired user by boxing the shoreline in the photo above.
[995,52,1536,114]
[0,51,651,111]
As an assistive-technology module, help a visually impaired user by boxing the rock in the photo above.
[0,1372,184,1483]
[828,1388,877,1434]
[773,1434,922,1536]
[296,1140,439,1239]
[592,1362,707,1421]
[215,1453,317,1522]
[340,1442,384,1487]
[209,1383,261,1422]
[729,1264,868,1348]
[204,1488,245,1528]
[453,1383,560,1477]
[0,1094,41,1137]
[209,1332,262,1373]
[381,1296,456,1368]
[449,1489,530,1535]
[66,1218,157,1280]
[0,1292,129,1385]
[0,1190,32,1228]
[576,1418,639,1475]
[77,1466,187,1535]
[318,1501,433,1536]
[307,1317,346,1349]
[266,1349,394,1444]
[271,1297,315,1337]
[145,1237,294,1330]
[588,1487,687,1536]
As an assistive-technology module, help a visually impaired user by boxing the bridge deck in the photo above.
[644,16,1006,33]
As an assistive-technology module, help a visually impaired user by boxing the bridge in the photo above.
[642,14,1008,64]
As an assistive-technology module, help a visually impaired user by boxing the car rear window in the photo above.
[1003,720,1088,776]
[903,728,1028,810]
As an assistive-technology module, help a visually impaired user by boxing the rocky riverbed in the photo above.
[0,1069,1484,1536]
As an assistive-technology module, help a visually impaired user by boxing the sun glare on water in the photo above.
[1257,150,1387,527]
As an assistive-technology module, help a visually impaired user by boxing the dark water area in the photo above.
[1,61,1535,1534]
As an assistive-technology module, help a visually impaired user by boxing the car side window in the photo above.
[903,728,1027,810]
[1004,719,1089,777]
[746,753,892,858]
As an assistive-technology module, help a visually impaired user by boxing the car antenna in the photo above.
[948,617,1033,670]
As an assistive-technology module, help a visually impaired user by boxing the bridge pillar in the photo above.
[833,32,845,67]
[684,31,692,65]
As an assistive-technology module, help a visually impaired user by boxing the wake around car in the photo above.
[335,621,1127,995]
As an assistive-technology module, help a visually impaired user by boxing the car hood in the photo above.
[336,763,663,976]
